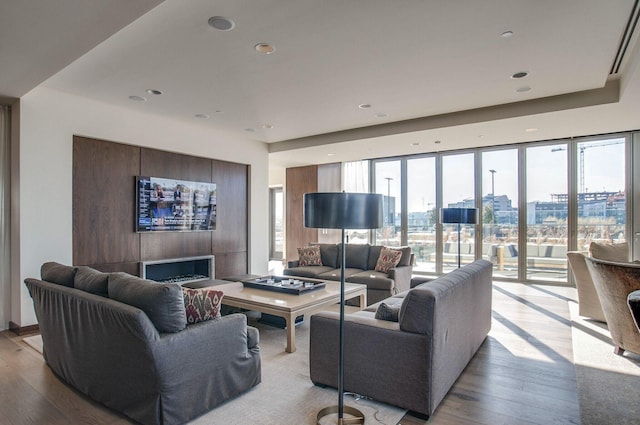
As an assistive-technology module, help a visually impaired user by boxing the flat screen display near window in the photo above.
[136,176,217,232]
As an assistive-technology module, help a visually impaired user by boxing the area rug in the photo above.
[569,303,640,425]
[22,315,406,425]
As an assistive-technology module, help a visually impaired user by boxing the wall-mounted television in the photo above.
[136,176,217,232]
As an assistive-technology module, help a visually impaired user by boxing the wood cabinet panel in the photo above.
[140,231,212,261]
[211,160,248,254]
[214,252,248,279]
[73,137,248,276]
[285,165,318,261]
[140,148,212,182]
[73,137,140,266]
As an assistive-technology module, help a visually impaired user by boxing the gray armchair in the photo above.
[584,257,640,356]
[566,242,629,322]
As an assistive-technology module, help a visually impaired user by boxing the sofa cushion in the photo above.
[375,247,403,273]
[318,268,365,281]
[367,245,384,270]
[74,266,109,296]
[590,241,629,263]
[284,265,335,279]
[182,287,223,324]
[339,244,370,270]
[311,243,339,268]
[41,262,77,287]
[347,270,395,291]
[298,245,322,266]
[108,272,187,333]
[375,302,400,322]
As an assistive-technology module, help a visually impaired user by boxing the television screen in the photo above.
[136,176,217,232]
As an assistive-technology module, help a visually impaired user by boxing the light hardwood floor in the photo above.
[1,281,580,425]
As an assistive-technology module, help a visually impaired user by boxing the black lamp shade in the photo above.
[440,207,479,225]
[304,192,383,230]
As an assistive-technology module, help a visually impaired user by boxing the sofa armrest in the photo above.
[388,264,413,293]
[287,260,300,268]
[247,325,260,349]
[155,313,257,358]
[310,311,431,415]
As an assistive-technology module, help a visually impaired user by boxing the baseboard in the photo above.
[9,321,39,336]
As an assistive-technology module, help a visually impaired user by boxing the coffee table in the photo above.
[215,280,367,353]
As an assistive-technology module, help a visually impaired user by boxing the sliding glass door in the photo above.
[367,132,629,283]
[482,149,519,278]
[407,157,436,273]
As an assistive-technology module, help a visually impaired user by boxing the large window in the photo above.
[407,157,436,273]
[269,187,283,260]
[374,160,401,246]
[367,132,630,283]
[482,149,519,278]
[442,153,475,274]
[526,144,568,282]
[576,138,626,248]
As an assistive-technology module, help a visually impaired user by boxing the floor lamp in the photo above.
[440,207,479,268]
[304,192,383,425]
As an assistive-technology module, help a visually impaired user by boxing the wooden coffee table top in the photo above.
[214,280,365,313]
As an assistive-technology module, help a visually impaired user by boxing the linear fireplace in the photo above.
[140,255,214,284]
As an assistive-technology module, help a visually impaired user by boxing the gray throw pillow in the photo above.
[375,302,400,322]
[311,243,339,268]
[108,272,187,333]
[340,244,370,270]
[41,262,77,287]
[74,266,109,296]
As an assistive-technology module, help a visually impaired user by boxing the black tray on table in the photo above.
[241,275,326,295]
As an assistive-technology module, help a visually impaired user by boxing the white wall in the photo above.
[14,86,269,327]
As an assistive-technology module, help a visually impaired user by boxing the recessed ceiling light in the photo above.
[376,113,388,118]
[478,134,485,139]
[525,127,539,132]
[516,86,531,93]
[410,142,420,146]
[511,71,528,79]
[194,114,209,119]
[255,43,275,54]
[244,128,255,132]
[146,89,163,95]
[208,16,235,31]
[434,140,441,144]
[358,104,371,109]
[129,95,146,102]
[262,124,273,129]
[500,30,514,38]
[327,153,336,157]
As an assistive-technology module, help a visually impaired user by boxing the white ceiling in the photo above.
[2,0,640,169]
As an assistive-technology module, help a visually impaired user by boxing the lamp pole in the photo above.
[489,169,496,239]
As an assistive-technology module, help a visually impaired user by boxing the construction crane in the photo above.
[551,140,624,193]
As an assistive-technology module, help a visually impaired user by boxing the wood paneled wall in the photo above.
[72,136,248,278]
[285,163,341,261]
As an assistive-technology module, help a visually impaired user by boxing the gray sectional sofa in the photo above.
[24,262,261,425]
[283,243,414,305]
[309,259,493,418]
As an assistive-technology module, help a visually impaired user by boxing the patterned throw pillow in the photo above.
[374,302,400,322]
[375,247,403,273]
[298,246,323,266]
[182,287,224,324]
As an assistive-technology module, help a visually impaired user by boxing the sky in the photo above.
[367,137,626,213]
